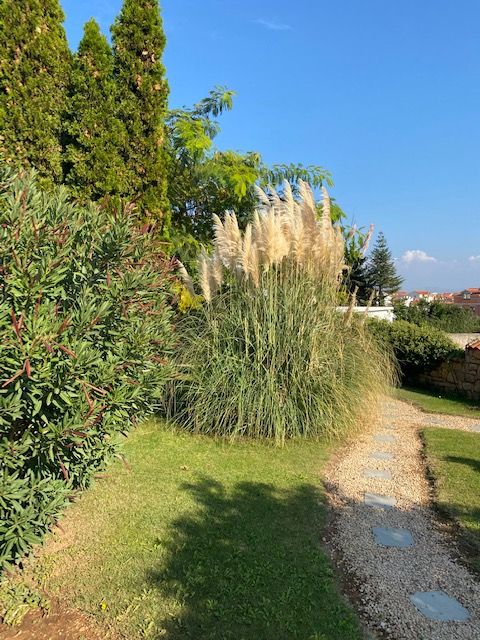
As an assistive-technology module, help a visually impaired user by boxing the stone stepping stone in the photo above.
[370,451,394,461]
[470,423,480,433]
[409,591,470,622]
[374,434,396,443]
[424,415,446,425]
[384,423,397,430]
[364,492,396,509]
[363,469,392,480]
[373,527,413,548]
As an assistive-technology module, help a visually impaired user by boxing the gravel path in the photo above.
[399,401,480,434]
[325,397,480,640]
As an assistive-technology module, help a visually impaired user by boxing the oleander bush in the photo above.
[368,318,461,378]
[0,167,174,569]
[171,182,394,442]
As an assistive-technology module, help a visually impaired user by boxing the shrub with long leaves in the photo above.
[0,167,174,568]
[172,182,394,441]
[368,319,461,379]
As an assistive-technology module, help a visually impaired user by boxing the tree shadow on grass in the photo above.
[435,498,480,575]
[146,477,360,640]
[444,455,480,474]
[428,455,480,573]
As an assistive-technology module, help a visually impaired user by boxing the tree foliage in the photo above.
[166,87,333,261]
[341,222,375,303]
[366,231,403,304]
[369,319,460,378]
[0,0,71,184]
[63,19,128,201]
[394,299,480,333]
[112,0,170,227]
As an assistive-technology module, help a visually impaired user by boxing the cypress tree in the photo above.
[64,19,128,201]
[366,232,404,305]
[112,0,170,228]
[0,0,70,184]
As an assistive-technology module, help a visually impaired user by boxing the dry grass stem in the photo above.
[176,261,195,296]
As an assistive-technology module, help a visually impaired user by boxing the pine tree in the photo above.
[112,0,170,228]
[0,0,71,184]
[64,19,128,201]
[345,255,371,303]
[366,232,404,305]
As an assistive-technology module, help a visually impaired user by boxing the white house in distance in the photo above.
[337,306,395,322]
[408,290,435,303]
[391,290,438,306]
[391,290,413,306]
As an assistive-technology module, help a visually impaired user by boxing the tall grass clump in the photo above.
[173,181,394,442]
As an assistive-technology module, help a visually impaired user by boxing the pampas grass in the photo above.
[196,180,345,295]
[172,182,395,442]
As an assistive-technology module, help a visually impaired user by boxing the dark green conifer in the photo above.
[64,19,127,201]
[366,232,404,305]
[0,0,71,184]
[112,0,170,228]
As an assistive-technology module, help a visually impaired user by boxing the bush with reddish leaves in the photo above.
[0,167,175,568]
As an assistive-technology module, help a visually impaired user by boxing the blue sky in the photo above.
[62,0,480,292]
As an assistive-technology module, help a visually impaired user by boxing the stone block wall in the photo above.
[414,347,480,400]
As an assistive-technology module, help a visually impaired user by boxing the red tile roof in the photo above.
[467,339,480,350]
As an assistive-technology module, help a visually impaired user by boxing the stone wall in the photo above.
[414,347,480,400]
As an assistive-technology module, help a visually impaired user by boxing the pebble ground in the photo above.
[325,398,480,640]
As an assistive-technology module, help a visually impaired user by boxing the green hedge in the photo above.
[393,300,480,333]
[368,319,461,378]
[0,168,174,568]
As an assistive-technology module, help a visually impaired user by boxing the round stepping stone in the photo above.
[374,434,396,443]
[384,423,397,430]
[364,492,396,509]
[409,591,470,622]
[373,527,413,548]
[370,451,394,461]
[470,423,480,433]
[363,469,392,480]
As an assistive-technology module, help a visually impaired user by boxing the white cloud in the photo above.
[468,255,480,262]
[254,18,292,31]
[398,255,480,291]
[401,250,437,264]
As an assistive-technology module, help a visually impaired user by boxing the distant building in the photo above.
[408,290,434,303]
[452,288,480,316]
[391,290,413,306]
[433,292,454,304]
[336,306,395,322]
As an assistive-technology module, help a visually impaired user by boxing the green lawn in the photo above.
[40,421,361,640]
[423,428,480,573]
[394,386,480,418]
